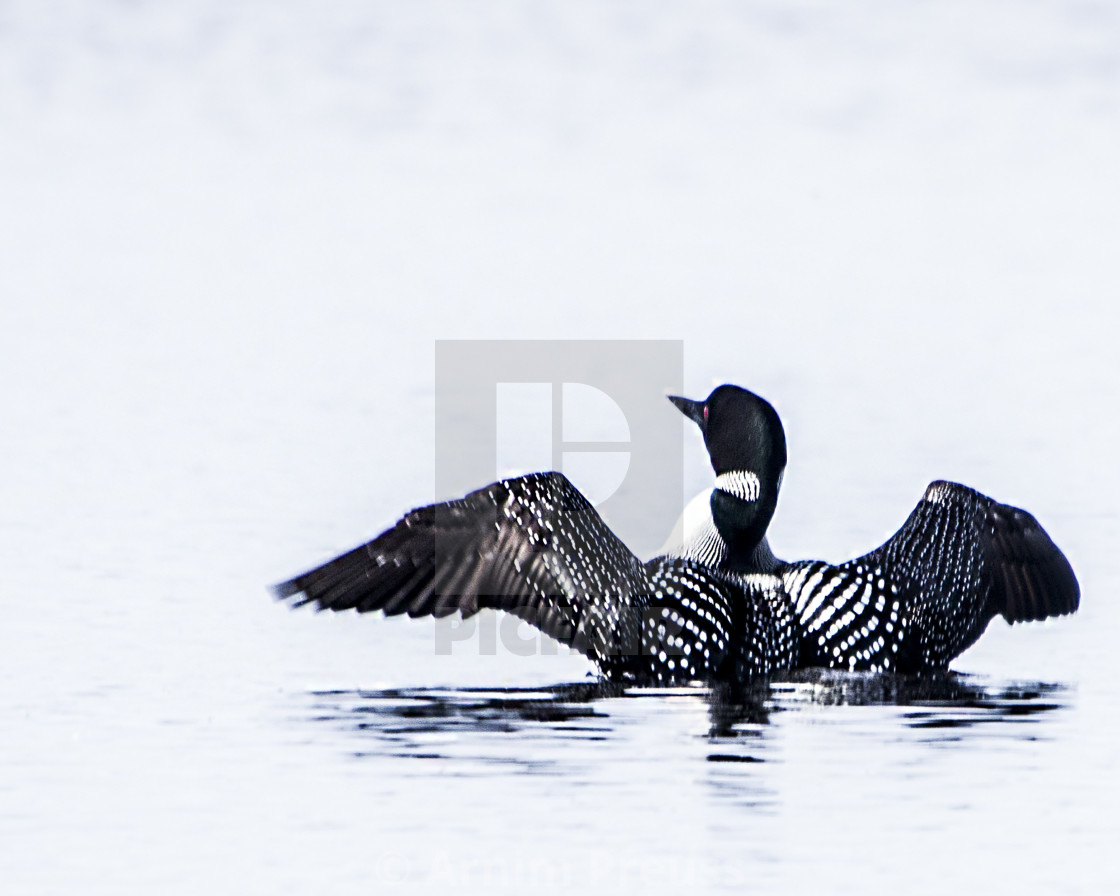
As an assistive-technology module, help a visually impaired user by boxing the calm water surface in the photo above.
[3,2,1119,894]
[273,670,1094,893]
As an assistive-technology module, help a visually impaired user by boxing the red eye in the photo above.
[703,405,709,421]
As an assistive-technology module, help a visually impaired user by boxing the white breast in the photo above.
[657,489,724,564]
[658,489,715,554]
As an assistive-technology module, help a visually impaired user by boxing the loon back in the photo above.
[275,472,799,684]
[784,480,1080,673]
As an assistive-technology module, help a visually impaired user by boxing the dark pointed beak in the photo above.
[667,394,706,429]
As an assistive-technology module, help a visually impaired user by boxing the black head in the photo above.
[668,385,787,563]
[667,385,786,481]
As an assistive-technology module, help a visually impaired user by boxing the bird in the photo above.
[665,386,1080,673]
[273,384,1079,682]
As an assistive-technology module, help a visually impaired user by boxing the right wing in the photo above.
[869,480,1080,626]
[857,480,1078,668]
[790,480,1079,672]
[272,472,649,661]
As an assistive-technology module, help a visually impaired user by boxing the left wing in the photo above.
[272,472,650,663]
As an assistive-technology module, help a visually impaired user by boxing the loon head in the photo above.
[668,385,786,559]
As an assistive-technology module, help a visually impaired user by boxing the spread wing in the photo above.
[793,480,1079,673]
[870,481,1079,621]
[272,472,649,661]
[862,480,1079,666]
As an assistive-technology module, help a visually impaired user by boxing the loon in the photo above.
[273,385,1078,682]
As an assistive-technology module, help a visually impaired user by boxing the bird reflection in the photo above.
[304,671,1068,767]
[707,668,1068,746]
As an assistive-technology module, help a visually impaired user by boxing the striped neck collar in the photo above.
[714,470,761,502]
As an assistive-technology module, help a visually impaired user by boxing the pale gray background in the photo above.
[2,2,1118,894]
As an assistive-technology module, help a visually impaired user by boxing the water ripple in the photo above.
[303,670,1071,770]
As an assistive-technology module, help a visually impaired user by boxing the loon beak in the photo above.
[667,394,706,429]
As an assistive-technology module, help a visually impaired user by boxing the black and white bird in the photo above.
[274,384,1078,682]
[664,386,1080,673]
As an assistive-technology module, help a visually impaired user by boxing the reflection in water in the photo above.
[308,682,626,771]
[711,669,1070,755]
[306,671,1069,769]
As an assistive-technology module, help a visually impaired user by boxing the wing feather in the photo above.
[985,502,1079,622]
[273,472,649,661]
[857,480,1079,665]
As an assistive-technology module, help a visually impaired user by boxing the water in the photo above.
[3,2,1119,893]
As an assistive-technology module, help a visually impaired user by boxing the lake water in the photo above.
[3,2,1119,893]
